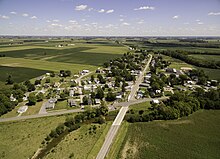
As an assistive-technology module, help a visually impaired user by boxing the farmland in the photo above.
[111,110,220,159]
[0,38,127,83]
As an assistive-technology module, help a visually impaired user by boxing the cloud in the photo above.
[0,15,10,19]
[119,19,124,22]
[98,9,105,13]
[138,20,144,24]
[134,6,155,11]
[69,20,77,23]
[53,19,59,22]
[81,19,86,21]
[46,20,51,23]
[30,16,37,19]
[172,15,179,19]
[196,19,200,22]
[197,22,204,25]
[106,9,114,14]
[22,13,29,17]
[122,22,130,26]
[10,11,17,15]
[75,4,88,11]
[208,12,220,16]
[51,23,62,27]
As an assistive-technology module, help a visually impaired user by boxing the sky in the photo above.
[0,0,220,36]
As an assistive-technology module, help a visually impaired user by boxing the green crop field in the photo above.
[189,54,220,62]
[112,110,220,159]
[0,115,66,159]
[0,39,127,83]
[0,66,50,83]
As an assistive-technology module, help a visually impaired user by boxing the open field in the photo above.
[0,65,50,83]
[0,115,66,159]
[44,122,112,159]
[189,54,220,62]
[113,110,220,159]
[195,67,220,81]
[129,101,151,111]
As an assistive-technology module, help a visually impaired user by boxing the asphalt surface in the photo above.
[96,55,153,159]
[0,108,83,123]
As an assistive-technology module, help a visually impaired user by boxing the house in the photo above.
[155,89,162,94]
[116,93,123,99]
[10,94,16,102]
[82,70,89,74]
[95,99,101,105]
[151,99,160,104]
[17,106,28,113]
[69,89,74,97]
[166,68,176,74]
[68,99,77,107]
[45,98,57,109]
[139,83,150,88]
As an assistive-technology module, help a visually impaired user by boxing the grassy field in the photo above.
[0,65,50,83]
[161,55,194,69]
[44,122,112,159]
[195,67,220,81]
[0,115,66,159]
[113,110,220,159]
[189,54,220,62]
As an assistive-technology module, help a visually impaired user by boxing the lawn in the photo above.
[0,115,66,159]
[44,122,112,159]
[113,110,220,159]
[0,65,50,83]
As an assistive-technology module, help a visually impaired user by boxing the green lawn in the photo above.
[0,115,66,159]
[44,122,112,159]
[113,110,220,159]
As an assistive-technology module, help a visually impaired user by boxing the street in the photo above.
[96,54,152,159]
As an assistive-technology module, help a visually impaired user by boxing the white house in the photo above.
[152,99,160,104]
[82,70,89,73]
[17,106,28,113]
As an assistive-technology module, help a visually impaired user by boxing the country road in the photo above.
[96,54,153,159]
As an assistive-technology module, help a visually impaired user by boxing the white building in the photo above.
[17,106,28,113]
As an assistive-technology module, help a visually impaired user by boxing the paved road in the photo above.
[38,101,48,114]
[96,55,153,159]
[128,54,152,101]
[0,109,83,123]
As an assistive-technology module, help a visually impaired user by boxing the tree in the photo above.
[34,80,41,85]
[28,93,36,105]
[36,92,44,101]
[106,91,116,101]
[45,78,50,83]
[91,75,94,82]
[83,96,88,105]
[6,75,14,85]
[96,87,104,99]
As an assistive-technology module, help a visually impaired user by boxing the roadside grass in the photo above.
[106,122,129,159]
[116,110,220,159]
[0,115,66,159]
[52,100,80,111]
[44,122,112,159]
[0,66,50,83]
[0,105,20,118]
[129,101,151,111]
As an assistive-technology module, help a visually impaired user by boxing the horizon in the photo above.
[0,0,220,36]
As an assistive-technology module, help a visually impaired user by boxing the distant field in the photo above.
[44,122,112,159]
[0,65,50,83]
[195,67,220,81]
[0,57,97,74]
[189,54,220,62]
[0,115,66,159]
[114,110,220,159]
[0,44,126,66]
